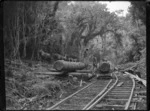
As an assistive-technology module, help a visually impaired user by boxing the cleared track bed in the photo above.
[47,74,116,110]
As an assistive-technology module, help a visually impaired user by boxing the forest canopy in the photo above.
[3,1,146,65]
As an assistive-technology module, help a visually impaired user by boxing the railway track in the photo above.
[46,72,135,110]
[128,79,146,110]
[46,73,117,110]
[84,73,135,110]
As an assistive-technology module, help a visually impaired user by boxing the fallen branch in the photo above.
[124,72,146,87]
[34,71,64,75]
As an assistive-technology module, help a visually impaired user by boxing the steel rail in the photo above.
[46,81,97,110]
[124,78,135,110]
[84,73,118,110]
[82,79,112,110]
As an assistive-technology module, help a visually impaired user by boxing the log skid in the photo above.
[76,70,92,73]
[53,60,86,71]
[34,71,64,75]
[68,72,93,78]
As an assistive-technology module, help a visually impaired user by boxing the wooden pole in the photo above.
[34,71,64,75]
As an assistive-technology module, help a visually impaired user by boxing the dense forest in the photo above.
[3,1,146,64]
[3,1,146,110]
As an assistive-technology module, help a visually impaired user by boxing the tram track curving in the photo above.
[46,72,135,110]
[46,73,117,110]
[85,73,135,110]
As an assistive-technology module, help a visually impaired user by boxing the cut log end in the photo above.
[53,60,64,71]
[99,62,111,73]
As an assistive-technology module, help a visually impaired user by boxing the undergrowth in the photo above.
[5,60,80,110]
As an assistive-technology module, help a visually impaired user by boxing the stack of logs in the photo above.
[38,50,94,79]
[35,60,94,80]
[53,60,94,79]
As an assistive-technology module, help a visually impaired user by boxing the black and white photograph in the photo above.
[3,1,146,110]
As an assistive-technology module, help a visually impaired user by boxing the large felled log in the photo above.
[53,60,86,71]
[98,62,111,73]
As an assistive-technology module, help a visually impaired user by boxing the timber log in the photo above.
[53,60,86,71]
[98,62,111,73]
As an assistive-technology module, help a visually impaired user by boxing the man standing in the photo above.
[83,49,89,69]
[83,49,89,61]
[93,56,97,72]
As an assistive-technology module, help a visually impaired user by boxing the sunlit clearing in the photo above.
[99,1,131,16]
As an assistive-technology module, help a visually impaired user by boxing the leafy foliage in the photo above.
[4,1,146,110]
[3,1,146,64]
[129,1,146,25]
[3,1,61,61]
[57,2,125,61]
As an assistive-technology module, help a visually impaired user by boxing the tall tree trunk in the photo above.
[22,6,26,58]
[101,35,106,59]
[31,22,38,60]
[14,16,20,59]
[79,39,84,62]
